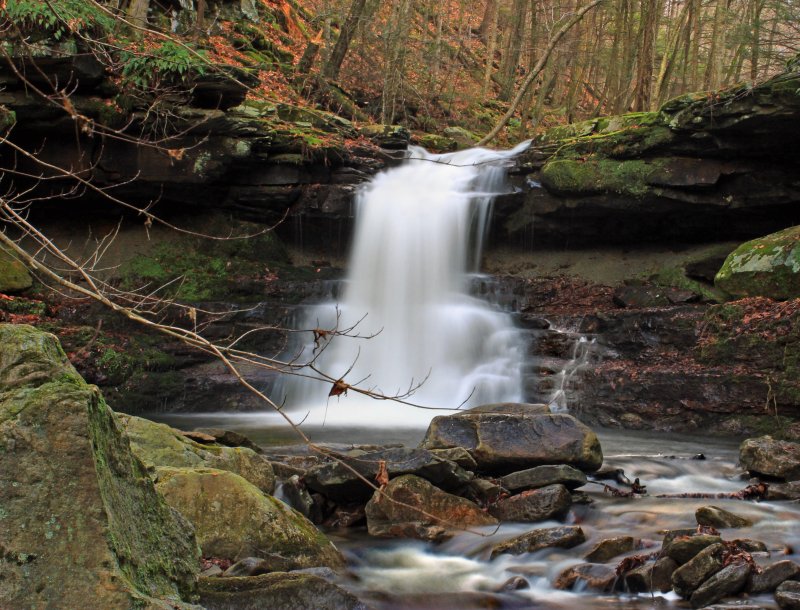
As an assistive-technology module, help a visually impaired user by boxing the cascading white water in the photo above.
[285,142,530,427]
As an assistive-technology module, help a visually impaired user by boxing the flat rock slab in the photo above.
[490,525,586,558]
[489,484,572,522]
[421,406,603,474]
[672,543,726,597]
[740,436,800,481]
[690,562,751,609]
[305,447,472,504]
[696,505,753,528]
[776,580,800,610]
[500,464,588,491]
[365,474,496,541]
[199,572,370,610]
[585,536,637,563]
[748,560,800,593]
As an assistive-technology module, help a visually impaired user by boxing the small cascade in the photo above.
[282,142,530,427]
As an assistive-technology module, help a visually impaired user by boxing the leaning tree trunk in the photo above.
[477,0,604,146]
[323,0,369,81]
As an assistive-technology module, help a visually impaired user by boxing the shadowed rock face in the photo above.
[0,324,199,609]
[420,406,603,474]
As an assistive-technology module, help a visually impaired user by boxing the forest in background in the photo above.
[5,0,799,145]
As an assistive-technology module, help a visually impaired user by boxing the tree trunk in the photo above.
[481,0,500,99]
[127,0,150,28]
[477,0,604,146]
[323,0,369,81]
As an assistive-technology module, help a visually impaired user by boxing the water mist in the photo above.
[284,142,530,427]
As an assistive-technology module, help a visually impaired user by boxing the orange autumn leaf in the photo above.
[329,378,349,397]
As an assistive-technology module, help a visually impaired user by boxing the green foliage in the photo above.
[120,228,289,302]
[5,0,114,41]
[120,41,207,88]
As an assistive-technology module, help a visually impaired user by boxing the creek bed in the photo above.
[153,414,800,609]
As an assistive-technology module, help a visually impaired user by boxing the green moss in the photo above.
[120,227,289,302]
[540,157,666,197]
[649,267,727,303]
[0,248,33,293]
[715,226,800,299]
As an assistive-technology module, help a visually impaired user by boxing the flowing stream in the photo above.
[153,143,800,608]
[284,142,530,427]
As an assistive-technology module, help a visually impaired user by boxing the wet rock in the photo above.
[733,539,767,553]
[428,447,478,470]
[279,475,315,520]
[195,428,264,454]
[748,560,800,594]
[119,414,275,494]
[305,447,472,504]
[496,576,530,592]
[421,406,603,474]
[365,474,497,541]
[766,481,800,500]
[672,542,726,597]
[199,572,370,610]
[624,557,678,593]
[696,505,753,529]
[489,484,572,522]
[690,562,751,608]
[776,580,800,609]
[715,226,800,300]
[326,505,366,528]
[740,436,800,481]
[0,324,199,608]
[554,563,618,591]
[584,536,637,563]
[489,525,586,558]
[665,534,723,565]
[155,466,344,569]
[223,557,272,577]
[466,477,505,504]
[500,464,588,492]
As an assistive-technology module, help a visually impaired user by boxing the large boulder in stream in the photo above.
[365,474,497,541]
[740,436,800,481]
[0,324,199,609]
[420,403,603,474]
[118,413,275,494]
[154,466,344,569]
[715,226,800,299]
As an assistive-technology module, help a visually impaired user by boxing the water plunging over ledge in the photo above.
[283,142,531,427]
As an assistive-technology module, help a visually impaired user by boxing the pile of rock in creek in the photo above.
[3,324,800,609]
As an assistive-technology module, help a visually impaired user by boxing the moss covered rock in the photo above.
[0,324,200,609]
[154,466,344,568]
[198,572,369,610]
[119,414,275,494]
[0,248,32,294]
[715,226,800,299]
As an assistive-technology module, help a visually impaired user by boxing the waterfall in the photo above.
[284,142,530,427]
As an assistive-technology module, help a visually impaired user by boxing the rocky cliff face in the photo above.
[496,67,800,247]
